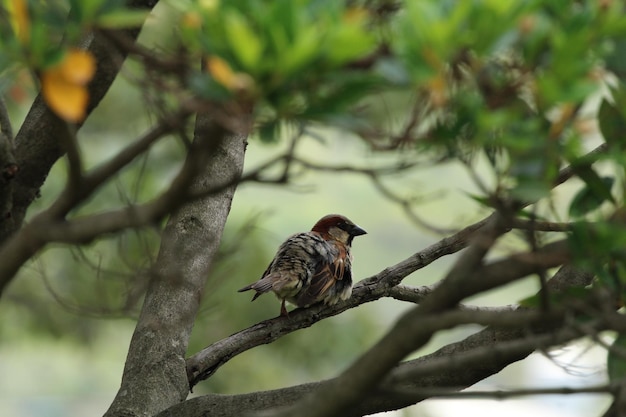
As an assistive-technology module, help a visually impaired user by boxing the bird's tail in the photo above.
[237,283,255,293]
[238,279,273,302]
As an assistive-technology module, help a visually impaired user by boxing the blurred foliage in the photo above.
[608,332,626,385]
[3,0,626,406]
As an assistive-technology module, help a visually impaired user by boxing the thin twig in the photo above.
[381,383,616,400]
[388,284,518,313]
[46,107,192,218]
[57,123,84,202]
[511,218,575,232]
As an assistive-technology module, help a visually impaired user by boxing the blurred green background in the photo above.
[0,2,613,416]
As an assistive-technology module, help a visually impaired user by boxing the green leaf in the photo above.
[608,333,626,383]
[325,24,376,66]
[510,179,552,202]
[279,25,321,76]
[596,260,624,294]
[68,0,97,21]
[569,175,615,218]
[575,165,615,201]
[599,95,626,151]
[605,38,626,79]
[463,192,491,208]
[224,11,264,71]
[568,221,626,269]
[258,120,279,143]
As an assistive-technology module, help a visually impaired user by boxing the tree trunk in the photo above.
[104,113,249,417]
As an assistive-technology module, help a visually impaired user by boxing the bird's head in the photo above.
[311,214,367,246]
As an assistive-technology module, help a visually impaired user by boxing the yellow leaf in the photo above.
[60,49,96,85]
[207,56,236,89]
[40,49,96,122]
[41,71,89,122]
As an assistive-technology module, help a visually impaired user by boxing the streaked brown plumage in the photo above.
[238,214,366,316]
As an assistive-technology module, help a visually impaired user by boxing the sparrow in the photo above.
[238,214,367,316]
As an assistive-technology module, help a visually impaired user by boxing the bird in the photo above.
[238,214,367,316]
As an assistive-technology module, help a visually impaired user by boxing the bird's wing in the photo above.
[296,242,351,306]
[238,232,314,300]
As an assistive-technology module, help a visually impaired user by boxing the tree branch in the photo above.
[0,110,196,295]
[47,107,192,218]
[387,284,518,314]
[186,236,569,392]
[380,383,616,400]
[162,265,596,417]
[510,218,575,232]
[184,144,605,391]
[0,0,161,290]
[162,323,601,417]
[186,212,496,388]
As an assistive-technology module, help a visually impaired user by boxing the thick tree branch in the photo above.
[103,112,249,417]
[163,322,602,417]
[0,0,160,293]
[164,265,596,417]
[377,265,596,407]
[0,111,198,295]
[166,289,612,417]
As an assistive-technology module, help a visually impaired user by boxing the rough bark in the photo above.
[103,114,248,417]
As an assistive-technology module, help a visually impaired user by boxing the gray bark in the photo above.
[103,114,248,417]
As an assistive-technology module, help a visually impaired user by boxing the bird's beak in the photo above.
[350,224,367,236]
